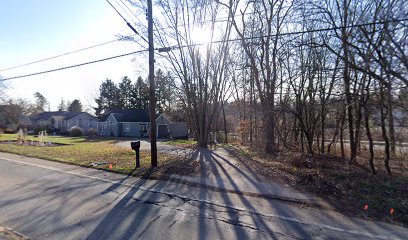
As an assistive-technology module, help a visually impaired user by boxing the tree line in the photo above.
[94,69,179,118]
[0,90,84,130]
[122,0,407,175]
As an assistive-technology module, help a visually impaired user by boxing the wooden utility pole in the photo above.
[147,0,157,167]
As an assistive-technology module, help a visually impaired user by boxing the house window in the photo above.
[139,124,147,131]
[123,123,130,132]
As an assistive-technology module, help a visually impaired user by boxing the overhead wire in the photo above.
[117,0,146,28]
[155,17,408,51]
[0,39,119,72]
[2,17,407,82]
[0,0,147,74]
[1,49,148,81]
[106,0,148,43]
[3,10,386,73]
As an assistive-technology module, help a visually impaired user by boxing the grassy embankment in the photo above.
[226,144,408,226]
[0,134,194,177]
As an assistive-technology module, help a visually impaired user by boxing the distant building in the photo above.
[20,111,98,134]
[97,109,188,139]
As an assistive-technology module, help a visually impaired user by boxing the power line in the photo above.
[117,0,146,28]
[152,12,255,33]
[5,10,394,73]
[114,0,139,24]
[106,0,148,44]
[0,39,119,72]
[156,17,408,52]
[2,17,407,82]
[0,0,148,73]
[1,49,148,81]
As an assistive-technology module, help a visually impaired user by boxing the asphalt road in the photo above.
[0,152,407,240]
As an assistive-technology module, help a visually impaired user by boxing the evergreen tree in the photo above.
[131,76,149,109]
[94,73,176,118]
[68,99,82,112]
[155,69,176,113]
[94,79,120,117]
[119,76,133,109]
[33,92,47,113]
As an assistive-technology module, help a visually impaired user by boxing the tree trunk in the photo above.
[364,105,376,174]
[321,107,326,154]
[387,84,396,157]
[340,117,345,159]
[264,103,275,153]
[342,0,356,164]
[380,83,392,175]
[222,103,228,144]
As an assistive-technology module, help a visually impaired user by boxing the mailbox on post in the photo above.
[130,141,141,168]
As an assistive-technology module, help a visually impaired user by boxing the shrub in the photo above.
[60,131,69,136]
[68,126,83,137]
[4,128,16,134]
[87,128,98,137]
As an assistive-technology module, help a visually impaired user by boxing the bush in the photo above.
[59,131,69,136]
[4,128,16,134]
[87,128,98,137]
[68,126,83,137]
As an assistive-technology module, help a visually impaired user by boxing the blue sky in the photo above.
[0,0,149,111]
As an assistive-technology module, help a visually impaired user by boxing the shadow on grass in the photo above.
[223,144,408,227]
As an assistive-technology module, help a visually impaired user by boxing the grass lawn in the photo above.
[163,139,197,148]
[0,134,196,178]
[225,144,408,227]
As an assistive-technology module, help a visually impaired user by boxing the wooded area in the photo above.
[115,0,408,175]
[114,0,408,174]
[2,0,404,176]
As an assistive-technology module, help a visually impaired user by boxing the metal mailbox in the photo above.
[130,141,141,168]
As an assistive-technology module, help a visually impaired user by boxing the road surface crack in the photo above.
[136,214,162,239]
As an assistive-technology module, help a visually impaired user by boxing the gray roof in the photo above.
[100,109,150,123]
[60,112,83,120]
[29,111,94,121]
[29,111,67,121]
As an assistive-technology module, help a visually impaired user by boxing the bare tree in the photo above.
[152,0,234,147]
[0,76,7,103]
[221,0,294,153]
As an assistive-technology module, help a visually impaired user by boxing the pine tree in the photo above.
[94,79,120,116]
[33,92,47,113]
[131,77,149,109]
[119,76,133,109]
[68,99,82,112]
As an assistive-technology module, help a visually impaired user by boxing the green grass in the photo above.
[0,134,193,177]
[163,139,197,146]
